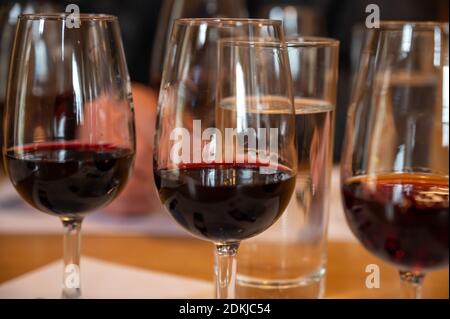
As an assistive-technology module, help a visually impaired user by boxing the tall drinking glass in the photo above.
[153,19,297,299]
[341,22,448,298]
[237,37,339,298]
[3,14,136,298]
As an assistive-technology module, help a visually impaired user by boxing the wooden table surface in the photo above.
[0,234,448,298]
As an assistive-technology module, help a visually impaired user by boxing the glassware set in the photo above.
[2,12,448,299]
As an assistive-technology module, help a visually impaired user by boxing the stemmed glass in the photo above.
[153,19,297,299]
[3,14,136,298]
[341,22,448,298]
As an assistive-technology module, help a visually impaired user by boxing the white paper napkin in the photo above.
[0,256,213,299]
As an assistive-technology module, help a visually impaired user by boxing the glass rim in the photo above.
[174,18,282,27]
[219,37,284,48]
[18,13,118,21]
[378,20,448,30]
[286,36,339,47]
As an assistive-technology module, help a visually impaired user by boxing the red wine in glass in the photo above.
[155,163,296,242]
[3,14,136,299]
[342,173,449,272]
[5,142,134,217]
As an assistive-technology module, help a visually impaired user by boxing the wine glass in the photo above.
[153,18,297,299]
[3,13,136,298]
[341,21,449,298]
[149,0,248,89]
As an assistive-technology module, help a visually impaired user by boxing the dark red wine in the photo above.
[5,142,134,217]
[154,163,296,242]
[342,173,449,271]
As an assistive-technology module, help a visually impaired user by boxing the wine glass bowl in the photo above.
[340,21,449,298]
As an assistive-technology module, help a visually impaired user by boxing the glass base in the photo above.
[236,267,326,299]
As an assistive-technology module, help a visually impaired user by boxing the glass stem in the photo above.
[214,242,240,299]
[399,270,425,299]
[61,218,83,299]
